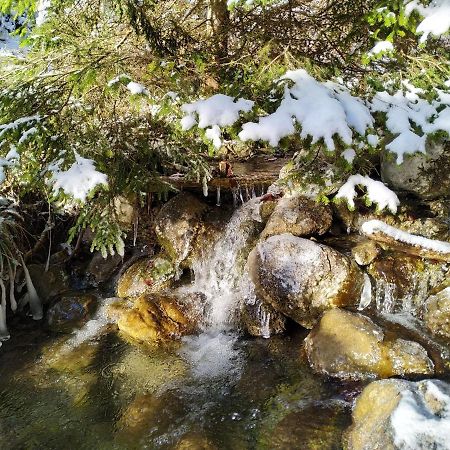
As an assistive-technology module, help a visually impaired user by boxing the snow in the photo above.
[391,380,450,450]
[335,174,400,213]
[367,134,379,147]
[36,0,51,27]
[49,153,108,202]
[386,130,426,164]
[368,40,394,56]
[0,115,41,139]
[18,127,38,144]
[361,219,450,254]
[239,70,373,150]
[126,81,148,95]
[181,94,254,130]
[0,14,22,56]
[342,148,356,163]
[205,125,222,149]
[405,0,450,42]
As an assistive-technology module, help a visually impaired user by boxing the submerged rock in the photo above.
[46,293,97,333]
[116,255,175,298]
[260,194,332,239]
[240,299,286,338]
[344,378,450,450]
[248,234,363,328]
[116,293,201,344]
[423,286,450,342]
[175,432,218,450]
[86,252,123,285]
[304,309,434,380]
[381,138,450,200]
[154,192,208,266]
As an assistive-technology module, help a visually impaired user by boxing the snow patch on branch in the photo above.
[362,219,450,254]
[405,0,450,42]
[335,174,400,214]
[49,153,108,202]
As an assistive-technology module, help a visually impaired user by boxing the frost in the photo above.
[361,220,450,254]
[368,40,394,55]
[49,153,108,202]
[405,0,450,42]
[335,174,400,213]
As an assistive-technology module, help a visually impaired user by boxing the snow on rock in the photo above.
[361,219,450,254]
[240,70,373,150]
[49,153,108,202]
[181,94,254,131]
[335,174,400,214]
[406,0,450,43]
[368,40,394,56]
[391,380,450,450]
[346,379,450,450]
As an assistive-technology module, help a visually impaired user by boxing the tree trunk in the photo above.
[207,0,230,62]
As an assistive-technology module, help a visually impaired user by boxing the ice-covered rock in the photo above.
[344,378,450,450]
[248,234,364,328]
[260,194,332,239]
[304,309,434,380]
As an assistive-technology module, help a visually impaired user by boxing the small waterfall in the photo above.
[188,196,264,330]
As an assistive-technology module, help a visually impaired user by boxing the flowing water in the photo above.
[0,197,431,449]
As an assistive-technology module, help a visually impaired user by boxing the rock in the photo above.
[86,252,123,285]
[116,293,201,344]
[46,293,97,333]
[248,234,364,328]
[118,393,164,431]
[423,287,450,341]
[381,138,450,200]
[240,299,286,338]
[260,194,332,239]
[351,239,380,266]
[304,308,434,380]
[116,255,175,298]
[42,339,99,373]
[175,432,218,450]
[344,378,450,450]
[113,195,136,229]
[368,252,448,314]
[28,264,71,304]
[154,192,208,265]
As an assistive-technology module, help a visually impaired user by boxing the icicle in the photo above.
[232,188,238,207]
[0,279,10,341]
[133,215,138,247]
[245,186,250,202]
[202,176,209,197]
[239,186,244,204]
[251,186,256,198]
[20,255,43,320]
[216,186,221,207]
[358,273,372,310]
[7,260,17,312]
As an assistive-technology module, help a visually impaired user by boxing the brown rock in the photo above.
[351,239,380,266]
[423,287,450,341]
[304,309,434,380]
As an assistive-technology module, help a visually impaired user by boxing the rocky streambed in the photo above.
[1,180,450,449]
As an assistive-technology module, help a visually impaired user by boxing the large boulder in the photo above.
[381,138,450,200]
[304,308,434,380]
[154,192,208,266]
[423,286,450,342]
[116,255,175,298]
[86,252,123,286]
[344,378,450,450]
[248,234,364,328]
[260,194,332,239]
[116,293,202,344]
